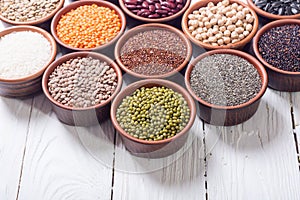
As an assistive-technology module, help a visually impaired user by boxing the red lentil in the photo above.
[56,4,121,49]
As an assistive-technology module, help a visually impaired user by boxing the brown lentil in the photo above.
[0,0,60,22]
[116,86,190,141]
[120,29,187,76]
[56,4,121,49]
[48,57,118,108]
[190,54,261,106]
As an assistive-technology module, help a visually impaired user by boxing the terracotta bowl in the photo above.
[114,23,192,79]
[0,0,64,25]
[119,0,191,23]
[51,0,126,51]
[253,19,300,91]
[42,52,123,126]
[181,0,259,50]
[247,0,300,20]
[110,79,196,158]
[185,49,268,126]
[0,26,57,98]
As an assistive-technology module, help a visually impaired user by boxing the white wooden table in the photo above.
[1,1,300,200]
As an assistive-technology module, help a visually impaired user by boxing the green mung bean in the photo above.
[116,86,190,141]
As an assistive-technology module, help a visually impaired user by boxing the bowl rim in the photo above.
[246,0,300,20]
[253,19,300,75]
[50,0,126,51]
[42,51,123,111]
[118,0,191,22]
[184,49,268,110]
[114,23,192,79]
[110,78,196,145]
[0,25,57,83]
[181,0,259,50]
[0,0,65,25]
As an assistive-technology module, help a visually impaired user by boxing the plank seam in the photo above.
[15,98,34,200]
[202,120,209,200]
[290,94,300,171]
[110,128,117,200]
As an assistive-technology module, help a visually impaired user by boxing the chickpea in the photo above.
[227,24,236,32]
[198,21,204,27]
[243,30,250,37]
[242,7,250,15]
[215,13,222,20]
[189,20,199,28]
[189,26,195,31]
[208,36,217,43]
[217,38,224,45]
[213,25,219,30]
[212,28,219,34]
[224,29,231,37]
[223,37,231,44]
[188,14,196,20]
[203,17,209,22]
[217,2,223,7]
[221,7,230,15]
[203,27,208,32]
[237,5,244,11]
[207,29,214,37]
[225,19,233,26]
[231,9,237,15]
[246,24,253,32]
[226,11,234,18]
[218,19,225,26]
[210,6,218,14]
[231,31,239,39]
[195,34,202,40]
[211,43,219,46]
[236,11,245,20]
[207,2,215,7]
[215,33,223,39]
[239,34,245,40]
[236,19,243,27]
[210,18,218,26]
[203,39,210,44]
[193,10,200,15]
[191,30,197,36]
[222,0,230,6]
[232,39,240,44]
[231,15,238,23]
[219,26,226,32]
[235,27,244,34]
[205,21,212,29]
[231,3,238,9]
[201,32,207,39]
[246,14,254,23]
[196,27,203,34]
[199,7,206,13]
[207,12,214,19]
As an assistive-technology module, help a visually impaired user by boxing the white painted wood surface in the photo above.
[1,0,300,200]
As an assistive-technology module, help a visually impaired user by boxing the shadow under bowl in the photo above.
[0,25,57,98]
[51,0,126,52]
[114,23,192,79]
[110,79,196,158]
[253,19,300,92]
[42,51,123,126]
[181,0,259,50]
[185,49,268,126]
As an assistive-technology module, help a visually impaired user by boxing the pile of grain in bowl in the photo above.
[48,57,118,108]
[116,86,190,141]
[190,54,261,106]
[120,29,187,76]
[56,4,121,49]
[187,0,255,46]
[0,31,52,79]
[0,0,60,22]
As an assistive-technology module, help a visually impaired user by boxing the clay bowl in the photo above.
[0,0,64,25]
[247,0,300,20]
[181,0,259,50]
[253,19,300,91]
[0,26,57,98]
[42,52,123,126]
[110,79,196,158]
[51,0,126,51]
[119,0,191,23]
[114,23,192,79]
[185,49,268,126]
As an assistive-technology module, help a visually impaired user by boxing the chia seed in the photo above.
[190,54,262,106]
[120,29,187,76]
[258,24,300,72]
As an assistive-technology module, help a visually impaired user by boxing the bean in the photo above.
[148,13,160,18]
[149,5,155,12]
[124,0,138,4]
[155,3,162,9]
[125,4,137,9]
[155,9,168,14]
[142,1,149,8]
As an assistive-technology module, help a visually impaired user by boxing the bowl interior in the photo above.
[181,0,259,50]
[51,0,126,51]
[0,0,65,25]
[253,19,300,75]
[119,0,191,22]
[114,23,192,79]
[247,0,300,20]
[0,26,57,82]
[42,51,123,111]
[111,79,196,144]
[185,49,268,110]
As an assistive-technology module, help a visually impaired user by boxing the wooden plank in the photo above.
[205,89,300,200]
[0,96,33,200]
[17,94,114,200]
